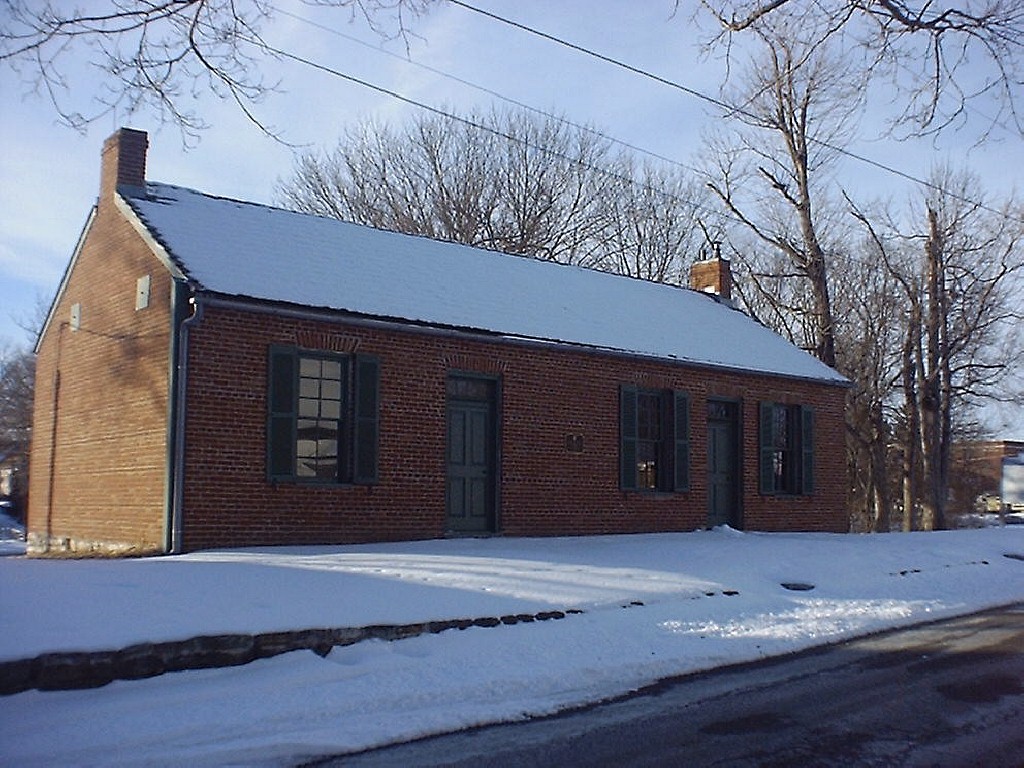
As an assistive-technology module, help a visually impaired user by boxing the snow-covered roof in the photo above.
[123,182,846,384]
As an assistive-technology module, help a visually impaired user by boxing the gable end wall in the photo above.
[27,197,173,556]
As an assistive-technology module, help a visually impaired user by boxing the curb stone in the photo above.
[0,609,573,696]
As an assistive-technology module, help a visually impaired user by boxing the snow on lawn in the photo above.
[0,510,24,556]
[2,527,1023,766]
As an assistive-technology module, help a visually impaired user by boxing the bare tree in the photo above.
[282,115,500,244]
[0,343,35,518]
[849,167,1024,530]
[278,108,709,280]
[0,0,431,141]
[832,231,905,531]
[3,0,272,140]
[704,17,863,367]
[596,160,711,283]
[9,1,1020,144]
[697,0,1024,138]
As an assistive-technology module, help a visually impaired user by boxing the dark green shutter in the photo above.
[801,406,814,495]
[268,347,296,480]
[353,355,380,484]
[620,385,638,490]
[673,391,690,491]
[759,402,775,495]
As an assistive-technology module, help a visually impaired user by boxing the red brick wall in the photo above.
[27,190,172,555]
[180,304,849,551]
[28,126,847,555]
[949,440,1024,512]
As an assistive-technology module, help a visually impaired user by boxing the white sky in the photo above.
[1,0,1020,427]
[2,525,1023,764]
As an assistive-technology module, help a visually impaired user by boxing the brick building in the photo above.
[949,440,1024,513]
[28,129,850,556]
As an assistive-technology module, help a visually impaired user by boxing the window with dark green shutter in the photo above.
[620,386,639,490]
[267,347,380,485]
[673,391,690,491]
[620,385,690,493]
[759,401,814,495]
[353,355,380,485]
[800,406,814,494]
[268,347,296,481]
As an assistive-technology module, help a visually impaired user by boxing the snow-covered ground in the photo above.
[2,524,1023,766]
[0,508,25,556]
[953,510,1024,528]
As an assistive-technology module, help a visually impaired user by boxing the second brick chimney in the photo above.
[100,128,149,203]
[689,256,733,301]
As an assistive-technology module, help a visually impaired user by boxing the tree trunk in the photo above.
[919,208,945,531]
[870,402,891,532]
[901,307,921,532]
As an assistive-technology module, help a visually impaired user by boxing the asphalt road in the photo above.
[314,603,1024,767]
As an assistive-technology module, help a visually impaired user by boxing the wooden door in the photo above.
[446,378,497,533]
[707,402,741,529]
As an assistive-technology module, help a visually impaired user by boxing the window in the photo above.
[620,386,689,492]
[759,402,813,495]
[267,347,379,484]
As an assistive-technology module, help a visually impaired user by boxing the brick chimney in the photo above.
[689,256,733,301]
[100,128,149,203]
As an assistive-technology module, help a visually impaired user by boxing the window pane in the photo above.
[762,403,807,494]
[772,406,788,449]
[773,449,787,492]
[322,378,342,401]
[289,354,348,482]
[313,459,337,479]
[316,421,338,451]
[637,441,658,489]
[447,377,492,401]
[627,389,665,491]
[299,378,319,399]
[310,421,335,442]
[297,419,318,461]
[299,358,321,377]
[637,392,661,441]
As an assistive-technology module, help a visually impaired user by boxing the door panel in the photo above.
[446,391,497,533]
[449,410,466,466]
[707,404,741,529]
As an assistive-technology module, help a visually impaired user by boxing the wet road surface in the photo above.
[312,603,1024,767]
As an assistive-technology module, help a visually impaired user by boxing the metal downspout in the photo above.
[169,293,202,554]
[43,323,68,554]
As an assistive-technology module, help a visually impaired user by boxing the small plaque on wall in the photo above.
[566,434,584,453]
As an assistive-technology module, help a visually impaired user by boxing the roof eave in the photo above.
[115,192,189,283]
[196,291,851,388]
[35,206,97,354]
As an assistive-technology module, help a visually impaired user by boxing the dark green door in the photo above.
[446,378,497,534]
[707,402,741,528]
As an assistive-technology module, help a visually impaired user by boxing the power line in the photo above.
[250,34,737,231]
[274,6,697,174]
[255,6,1022,235]
[448,0,1022,224]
